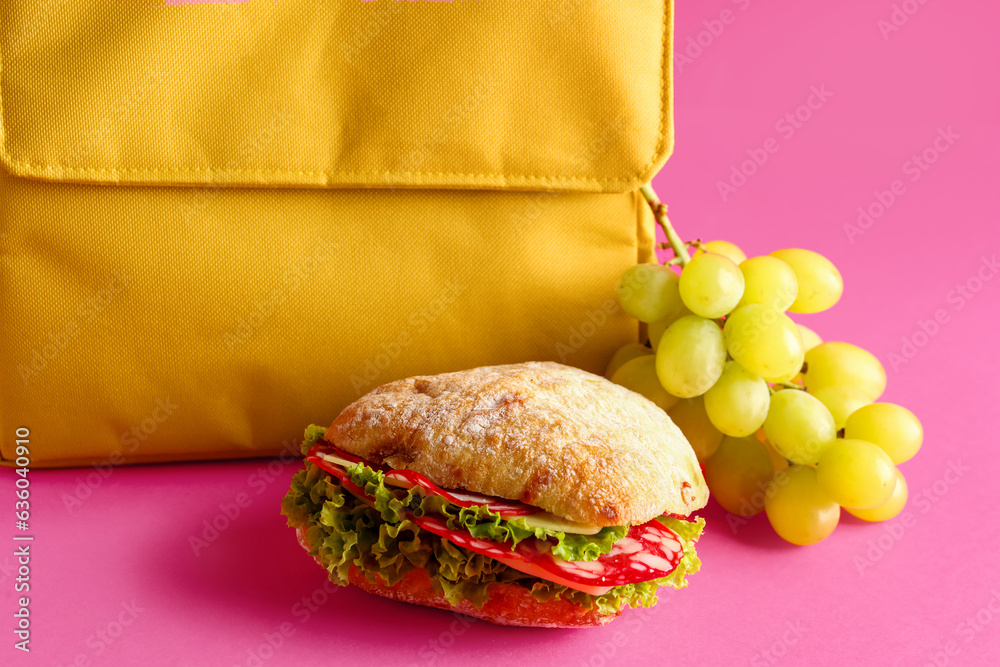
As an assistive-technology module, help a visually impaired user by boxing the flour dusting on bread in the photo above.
[325,362,708,526]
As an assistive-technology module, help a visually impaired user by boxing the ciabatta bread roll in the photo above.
[282,362,708,628]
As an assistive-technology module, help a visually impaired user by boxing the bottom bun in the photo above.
[295,527,619,628]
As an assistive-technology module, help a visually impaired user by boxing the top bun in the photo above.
[325,362,708,527]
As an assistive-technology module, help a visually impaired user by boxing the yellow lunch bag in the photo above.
[0,0,674,466]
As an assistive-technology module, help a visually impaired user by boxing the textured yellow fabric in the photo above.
[0,1,669,466]
[0,1,673,191]
[1,178,655,466]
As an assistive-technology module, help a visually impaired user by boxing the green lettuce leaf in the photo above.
[349,460,631,562]
[282,427,706,613]
[299,424,328,456]
[299,424,628,561]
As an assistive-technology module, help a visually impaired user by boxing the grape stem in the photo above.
[656,239,705,252]
[774,382,806,391]
[640,183,691,267]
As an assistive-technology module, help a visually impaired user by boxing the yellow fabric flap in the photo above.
[0,0,673,193]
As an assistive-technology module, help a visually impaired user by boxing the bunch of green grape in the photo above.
[610,240,923,546]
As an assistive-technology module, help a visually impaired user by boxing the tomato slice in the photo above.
[305,455,375,508]
[307,443,540,517]
[383,469,539,517]
[304,450,685,594]
[408,514,613,596]
[411,514,683,590]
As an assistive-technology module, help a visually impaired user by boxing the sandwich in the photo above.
[281,361,708,628]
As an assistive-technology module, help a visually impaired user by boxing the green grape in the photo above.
[609,355,680,413]
[648,319,668,351]
[764,465,840,545]
[704,436,775,516]
[810,385,872,430]
[647,304,693,350]
[756,430,790,472]
[765,356,806,385]
[738,256,798,312]
[803,341,886,401]
[846,468,908,522]
[695,240,747,265]
[762,389,837,465]
[770,248,843,314]
[787,324,822,385]
[617,264,684,323]
[655,315,726,398]
[723,304,805,382]
[605,342,653,378]
[797,324,823,352]
[816,439,897,509]
[679,252,745,319]
[668,396,723,462]
[844,403,923,464]
[703,361,770,437]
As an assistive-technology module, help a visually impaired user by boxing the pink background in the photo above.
[4,1,1000,665]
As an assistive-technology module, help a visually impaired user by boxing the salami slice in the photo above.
[383,469,539,517]
[308,443,540,517]
[411,514,684,590]
[409,514,614,596]
[305,451,686,595]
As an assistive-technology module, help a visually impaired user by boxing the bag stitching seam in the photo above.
[0,1,669,187]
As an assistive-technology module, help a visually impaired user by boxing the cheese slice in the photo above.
[521,512,602,536]
[317,451,602,534]
[318,451,360,469]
